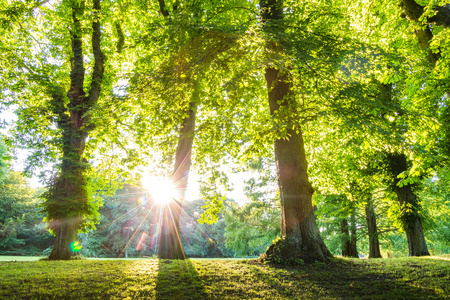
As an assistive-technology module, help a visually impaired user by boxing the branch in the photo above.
[115,22,125,53]
[399,0,450,27]
[157,0,169,17]
[428,4,450,27]
[86,0,105,109]
[67,0,86,107]
[399,0,441,65]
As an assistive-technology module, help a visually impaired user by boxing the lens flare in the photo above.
[141,176,178,205]
[70,241,82,252]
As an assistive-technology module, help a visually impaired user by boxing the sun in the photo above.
[142,176,178,205]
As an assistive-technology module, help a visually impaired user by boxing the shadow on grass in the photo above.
[245,259,446,299]
[156,259,207,300]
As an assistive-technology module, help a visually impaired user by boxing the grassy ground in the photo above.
[0,256,448,299]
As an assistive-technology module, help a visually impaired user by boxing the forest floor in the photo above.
[0,255,448,299]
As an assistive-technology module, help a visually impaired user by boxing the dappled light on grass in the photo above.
[156,259,207,299]
[425,255,450,261]
[0,257,449,299]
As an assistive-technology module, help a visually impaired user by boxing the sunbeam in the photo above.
[142,176,178,205]
[118,202,156,258]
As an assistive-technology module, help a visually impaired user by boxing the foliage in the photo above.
[417,176,450,254]
[0,171,53,255]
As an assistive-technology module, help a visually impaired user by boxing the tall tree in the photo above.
[258,0,332,263]
[134,0,244,259]
[43,0,105,260]
[154,0,192,260]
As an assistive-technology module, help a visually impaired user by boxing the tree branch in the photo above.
[67,0,86,107]
[398,0,442,65]
[399,0,450,27]
[115,22,125,54]
[86,0,105,110]
[157,0,169,17]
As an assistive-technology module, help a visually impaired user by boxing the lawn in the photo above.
[0,256,449,299]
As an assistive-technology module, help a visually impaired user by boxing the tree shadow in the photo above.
[155,259,207,300]
[245,259,446,299]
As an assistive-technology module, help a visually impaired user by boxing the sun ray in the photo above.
[142,176,178,205]
[118,202,156,258]
[166,201,187,259]
[88,195,148,237]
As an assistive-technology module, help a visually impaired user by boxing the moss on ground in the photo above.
[0,256,448,299]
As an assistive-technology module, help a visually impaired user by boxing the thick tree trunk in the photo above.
[394,184,430,256]
[48,218,79,260]
[261,68,331,263]
[259,0,331,264]
[365,198,382,258]
[48,136,88,260]
[158,101,197,259]
[341,218,351,257]
[386,153,429,256]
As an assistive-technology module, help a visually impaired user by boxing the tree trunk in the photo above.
[394,183,430,256]
[48,218,79,260]
[349,210,359,258]
[341,218,351,257]
[386,153,429,256]
[259,0,331,264]
[158,100,197,259]
[365,198,382,258]
[48,135,88,260]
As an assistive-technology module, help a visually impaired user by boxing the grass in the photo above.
[0,255,449,299]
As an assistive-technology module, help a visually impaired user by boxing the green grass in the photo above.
[0,256,449,299]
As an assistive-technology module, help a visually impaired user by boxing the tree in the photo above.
[154,0,196,260]
[41,0,106,260]
[258,0,332,263]
[1,0,109,259]
[130,0,247,259]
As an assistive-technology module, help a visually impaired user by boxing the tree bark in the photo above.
[365,197,382,258]
[341,214,358,258]
[394,183,430,256]
[258,0,331,264]
[341,218,351,257]
[158,100,197,259]
[386,153,429,256]
[349,210,359,258]
[47,0,104,260]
